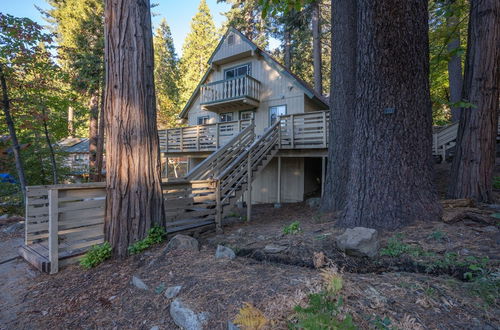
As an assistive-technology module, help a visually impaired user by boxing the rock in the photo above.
[306,197,321,208]
[164,234,199,253]
[131,276,148,290]
[256,235,266,241]
[264,244,287,254]
[170,299,207,330]
[227,320,240,330]
[0,214,8,219]
[336,227,379,258]
[2,222,24,233]
[165,285,182,299]
[215,245,236,260]
[150,326,159,330]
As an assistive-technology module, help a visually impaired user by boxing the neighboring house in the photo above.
[58,137,93,177]
[159,28,329,204]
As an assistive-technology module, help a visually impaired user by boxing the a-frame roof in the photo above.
[178,27,328,119]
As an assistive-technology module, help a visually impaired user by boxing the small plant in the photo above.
[128,226,166,255]
[291,269,356,329]
[493,176,500,189]
[283,221,301,235]
[372,315,395,330]
[80,242,112,269]
[428,230,445,241]
[380,234,434,258]
[233,302,268,329]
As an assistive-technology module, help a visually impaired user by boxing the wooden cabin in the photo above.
[159,28,329,205]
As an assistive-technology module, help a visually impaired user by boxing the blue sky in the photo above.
[1,0,232,55]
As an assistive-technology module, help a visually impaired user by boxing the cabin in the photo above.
[159,28,329,205]
[58,137,91,178]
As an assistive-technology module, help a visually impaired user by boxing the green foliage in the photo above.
[179,0,218,106]
[372,315,395,330]
[0,182,23,215]
[128,226,166,255]
[80,242,112,269]
[428,230,445,241]
[493,176,500,189]
[282,220,301,235]
[154,19,181,129]
[380,234,428,257]
[291,270,356,329]
[465,275,499,306]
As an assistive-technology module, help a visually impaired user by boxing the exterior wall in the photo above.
[211,31,254,63]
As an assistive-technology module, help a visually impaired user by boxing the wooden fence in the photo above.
[22,180,218,273]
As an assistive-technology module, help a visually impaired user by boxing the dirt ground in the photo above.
[1,163,499,329]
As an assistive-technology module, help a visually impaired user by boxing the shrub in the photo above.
[128,226,166,255]
[80,242,112,269]
[283,221,301,235]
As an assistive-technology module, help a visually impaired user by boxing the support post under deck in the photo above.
[275,156,282,208]
[247,153,252,221]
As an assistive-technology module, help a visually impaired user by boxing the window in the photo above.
[269,105,287,125]
[227,34,235,45]
[197,116,209,125]
[219,112,233,122]
[224,63,251,80]
[240,111,254,121]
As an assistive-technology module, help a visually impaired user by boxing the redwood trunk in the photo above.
[284,29,291,69]
[42,108,58,184]
[321,0,357,212]
[88,91,99,181]
[340,0,441,228]
[95,85,105,181]
[447,0,463,122]
[104,0,165,257]
[312,0,323,95]
[0,63,27,196]
[447,0,500,202]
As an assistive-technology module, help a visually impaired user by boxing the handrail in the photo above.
[202,74,259,87]
[186,122,255,180]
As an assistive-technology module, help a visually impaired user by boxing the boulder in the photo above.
[215,245,236,260]
[170,299,207,330]
[336,227,379,258]
[263,244,287,254]
[165,285,182,299]
[306,197,321,208]
[164,235,199,253]
[131,276,148,290]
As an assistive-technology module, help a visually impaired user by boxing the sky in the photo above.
[1,0,232,55]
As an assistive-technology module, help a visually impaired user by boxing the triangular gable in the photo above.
[179,27,328,119]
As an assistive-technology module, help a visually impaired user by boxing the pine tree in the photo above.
[179,0,218,106]
[153,19,181,129]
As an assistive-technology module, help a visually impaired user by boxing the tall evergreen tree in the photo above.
[44,0,104,181]
[180,0,218,106]
[153,19,181,129]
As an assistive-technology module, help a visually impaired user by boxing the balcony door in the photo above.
[224,64,251,99]
[269,105,287,126]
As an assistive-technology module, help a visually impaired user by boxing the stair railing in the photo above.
[214,120,281,230]
[186,122,255,180]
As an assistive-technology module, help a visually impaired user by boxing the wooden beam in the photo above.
[276,156,282,207]
[48,189,59,274]
[321,156,326,197]
[247,153,252,221]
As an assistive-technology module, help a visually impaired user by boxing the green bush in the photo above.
[283,221,301,235]
[80,242,112,269]
[128,226,166,255]
[493,176,500,189]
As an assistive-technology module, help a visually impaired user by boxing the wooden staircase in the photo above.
[184,121,281,231]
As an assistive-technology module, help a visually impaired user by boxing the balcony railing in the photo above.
[279,111,329,149]
[159,120,252,153]
[200,75,261,106]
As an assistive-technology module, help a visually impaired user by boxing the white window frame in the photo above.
[197,116,210,125]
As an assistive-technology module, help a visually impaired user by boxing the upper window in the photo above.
[224,64,251,80]
[227,34,235,45]
[219,112,234,122]
[197,116,210,125]
[269,105,287,125]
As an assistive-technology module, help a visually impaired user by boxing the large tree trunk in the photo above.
[284,28,291,69]
[321,0,357,212]
[339,0,441,228]
[312,0,323,95]
[447,0,500,202]
[95,84,105,181]
[0,63,27,196]
[42,112,58,184]
[88,91,99,181]
[104,0,165,257]
[447,0,463,122]
[68,106,74,138]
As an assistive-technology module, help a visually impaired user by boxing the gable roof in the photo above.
[179,27,328,119]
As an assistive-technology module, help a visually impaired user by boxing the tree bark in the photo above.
[312,0,323,95]
[0,63,27,196]
[88,91,99,181]
[447,0,500,202]
[95,84,105,181]
[447,0,463,122]
[321,0,357,212]
[104,0,165,257]
[68,106,75,138]
[41,109,58,184]
[339,0,441,228]
[284,28,292,69]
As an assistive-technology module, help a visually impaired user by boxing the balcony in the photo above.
[200,75,261,112]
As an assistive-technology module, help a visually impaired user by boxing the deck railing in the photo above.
[200,75,261,105]
[279,111,329,149]
[159,119,252,153]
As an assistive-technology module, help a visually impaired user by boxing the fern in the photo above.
[233,303,268,330]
